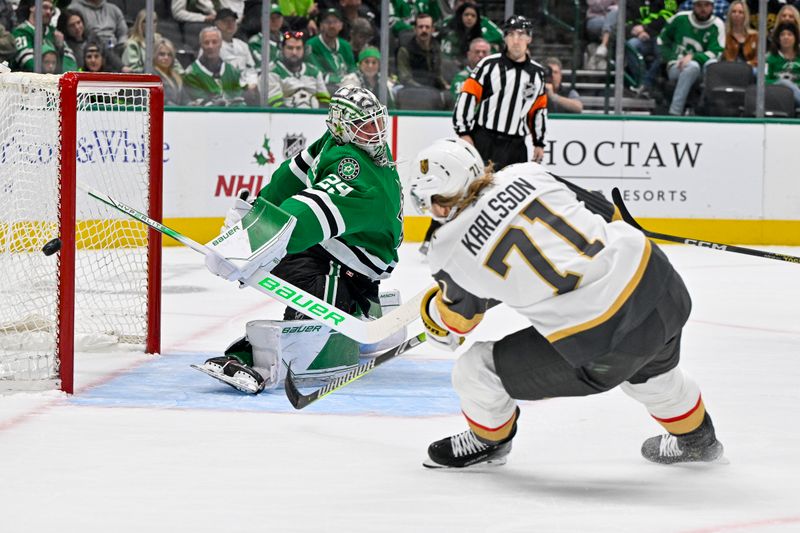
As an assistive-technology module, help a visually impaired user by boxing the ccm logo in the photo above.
[685,239,726,250]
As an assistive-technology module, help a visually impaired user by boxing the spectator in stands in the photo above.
[449,36,489,100]
[341,46,395,107]
[777,4,800,27]
[0,0,14,65]
[659,0,724,115]
[172,0,215,50]
[0,22,14,66]
[348,17,375,63]
[0,0,14,32]
[437,0,503,51]
[722,0,757,66]
[772,4,800,46]
[183,27,247,107]
[585,0,618,68]
[338,0,378,42]
[390,0,442,38]
[396,13,448,91]
[218,0,245,21]
[215,8,258,89]
[440,2,482,67]
[544,57,583,113]
[249,3,285,65]
[67,0,127,54]
[766,22,800,106]
[81,39,115,72]
[268,30,330,108]
[279,0,320,35]
[679,0,730,20]
[57,8,89,69]
[306,8,356,91]
[745,0,785,36]
[154,38,186,105]
[122,9,159,73]
[41,45,59,73]
[12,0,77,72]
[626,1,676,97]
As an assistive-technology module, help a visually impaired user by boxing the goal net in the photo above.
[0,72,162,393]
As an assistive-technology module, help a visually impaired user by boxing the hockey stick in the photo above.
[79,182,429,343]
[611,187,800,265]
[284,332,426,409]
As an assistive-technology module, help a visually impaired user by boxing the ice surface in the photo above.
[1,244,799,533]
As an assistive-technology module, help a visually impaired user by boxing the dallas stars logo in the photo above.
[253,136,276,166]
[337,158,360,181]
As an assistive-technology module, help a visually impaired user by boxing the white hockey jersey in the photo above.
[428,163,672,366]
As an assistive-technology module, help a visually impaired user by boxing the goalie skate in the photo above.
[191,357,265,394]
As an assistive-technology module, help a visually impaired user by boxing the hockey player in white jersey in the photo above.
[409,138,724,468]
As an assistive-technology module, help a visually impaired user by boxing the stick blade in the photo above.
[610,187,643,231]
[284,364,308,409]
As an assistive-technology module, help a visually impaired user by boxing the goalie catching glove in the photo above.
[420,287,465,351]
[205,197,297,282]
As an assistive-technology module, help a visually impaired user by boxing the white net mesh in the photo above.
[0,73,153,387]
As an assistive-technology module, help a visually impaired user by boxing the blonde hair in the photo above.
[130,9,159,45]
[433,162,496,215]
[154,39,182,86]
[726,1,755,35]
[776,5,800,29]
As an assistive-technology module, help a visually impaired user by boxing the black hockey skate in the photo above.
[424,411,518,469]
[191,356,266,395]
[641,413,724,464]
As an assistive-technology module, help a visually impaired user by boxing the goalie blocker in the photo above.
[204,197,297,282]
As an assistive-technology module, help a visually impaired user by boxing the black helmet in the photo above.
[503,15,532,35]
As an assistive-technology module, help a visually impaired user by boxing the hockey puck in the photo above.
[42,238,62,256]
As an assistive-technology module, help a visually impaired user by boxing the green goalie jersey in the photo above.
[258,130,403,280]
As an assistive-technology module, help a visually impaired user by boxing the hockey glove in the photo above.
[420,287,464,351]
[205,197,297,282]
[223,190,255,231]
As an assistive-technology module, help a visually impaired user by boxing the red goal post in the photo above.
[0,72,163,394]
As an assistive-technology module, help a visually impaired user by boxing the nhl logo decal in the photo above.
[338,158,360,181]
[283,133,306,159]
[420,159,429,174]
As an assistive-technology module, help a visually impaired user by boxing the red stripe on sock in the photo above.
[463,411,515,432]
[652,395,703,423]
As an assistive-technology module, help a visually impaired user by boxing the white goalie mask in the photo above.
[409,138,485,223]
[326,85,390,165]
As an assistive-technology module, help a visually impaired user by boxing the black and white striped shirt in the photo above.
[453,52,548,147]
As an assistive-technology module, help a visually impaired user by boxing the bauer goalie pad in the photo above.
[204,198,296,282]
[247,319,360,382]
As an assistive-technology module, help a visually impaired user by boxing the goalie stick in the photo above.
[285,332,427,409]
[611,187,800,265]
[78,182,429,343]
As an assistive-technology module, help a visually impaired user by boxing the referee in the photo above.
[453,15,547,168]
[419,15,547,255]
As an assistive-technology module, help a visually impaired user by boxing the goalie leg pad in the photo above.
[245,320,283,391]
[247,319,360,383]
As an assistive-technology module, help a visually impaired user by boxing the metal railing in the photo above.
[541,0,582,89]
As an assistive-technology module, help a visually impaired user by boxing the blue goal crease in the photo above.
[69,352,460,416]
